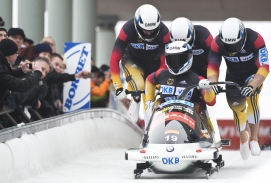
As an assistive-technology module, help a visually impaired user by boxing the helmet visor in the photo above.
[220,29,246,54]
[135,22,160,42]
[221,38,245,54]
[166,51,192,73]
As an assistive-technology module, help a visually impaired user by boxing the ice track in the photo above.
[21,149,271,183]
[0,109,270,183]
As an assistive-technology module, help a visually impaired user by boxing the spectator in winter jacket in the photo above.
[7,28,26,67]
[0,39,47,108]
[20,57,52,108]
[38,52,90,118]
[91,65,111,107]
[7,56,52,123]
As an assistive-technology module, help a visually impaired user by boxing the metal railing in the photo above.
[0,108,143,143]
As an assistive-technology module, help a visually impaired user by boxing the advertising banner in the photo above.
[63,42,91,112]
[218,120,271,150]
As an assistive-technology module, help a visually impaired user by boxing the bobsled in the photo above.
[125,81,242,179]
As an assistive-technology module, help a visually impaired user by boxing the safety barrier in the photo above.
[0,109,142,183]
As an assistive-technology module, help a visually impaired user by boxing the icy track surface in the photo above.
[21,149,271,183]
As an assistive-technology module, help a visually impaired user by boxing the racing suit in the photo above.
[146,69,216,131]
[207,28,269,131]
[190,25,213,78]
[110,19,170,96]
[146,69,216,106]
[109,19,170,124]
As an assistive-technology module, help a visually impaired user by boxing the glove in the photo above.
[115,88,127,100]
[145,100,154,117]
[212,85,223,95]
[198,79,211,89]
[241,85,253,97]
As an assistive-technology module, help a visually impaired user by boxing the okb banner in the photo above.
[63,42,91,112]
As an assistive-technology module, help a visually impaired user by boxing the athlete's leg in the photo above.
[121,57,145,124]
[225,74,249,143]
[246,85,262,141]
[226,94,248,141]
[246,84,262,155]
[142,62,160,130]
[143,85,161,130]
[226,74,255,160]
[226,92,251,160]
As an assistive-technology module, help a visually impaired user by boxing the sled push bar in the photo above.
[178,81,242,100]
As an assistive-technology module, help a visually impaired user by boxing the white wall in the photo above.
[0,117,141,183]
[115,21,271,119]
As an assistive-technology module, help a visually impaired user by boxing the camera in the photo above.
[28,63,32,69]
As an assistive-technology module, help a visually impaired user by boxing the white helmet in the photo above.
[170,17,195,46]
[219,17,246,55]
[134,4,161,42]
[165,41,193,75]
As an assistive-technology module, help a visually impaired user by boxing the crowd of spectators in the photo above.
[0,17,112,129]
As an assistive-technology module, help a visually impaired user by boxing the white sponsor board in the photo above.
[63,42,91,112]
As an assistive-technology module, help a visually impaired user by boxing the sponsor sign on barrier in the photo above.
[218,120,271,150]
[63,42,91,112]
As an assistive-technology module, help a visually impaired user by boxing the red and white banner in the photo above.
[218,120,271,150]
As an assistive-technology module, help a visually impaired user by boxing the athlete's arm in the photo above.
[250,74,266,89]
[207,37,222,82]
[145,71,160,101]
[158,31,170,70]
[109,27,129,90]
[203,29,213,52]
[249,34,269,89]
[198,76,216,106]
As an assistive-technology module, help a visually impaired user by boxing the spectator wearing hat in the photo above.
[0,39,44,109]
[7,28,26,67]
[23,37,34,48]
[35,43,52,60]
[0,28,7,41]
[40,36,56,53]
[7,56,52,124]
[7,28,25,50]
[19,43,52,63]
